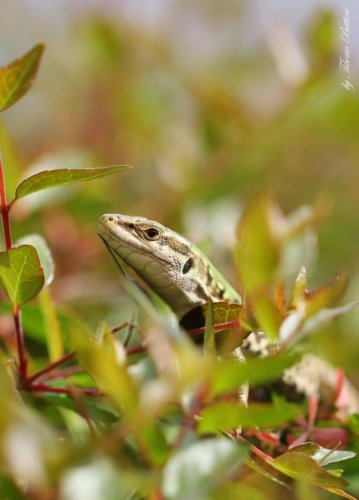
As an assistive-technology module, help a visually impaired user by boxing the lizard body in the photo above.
[98,213,359,413]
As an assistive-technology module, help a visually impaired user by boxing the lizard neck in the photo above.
[148,249,241,319]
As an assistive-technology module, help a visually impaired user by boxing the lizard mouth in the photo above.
[97,214,137,250]
[98,233,154,300]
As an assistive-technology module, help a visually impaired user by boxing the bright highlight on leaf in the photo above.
[17,234,54,287]
[0,44,44,112]
[162,439,246,498]
[13,165,131,201]
[0,245,44,305]
[286,443,355,467]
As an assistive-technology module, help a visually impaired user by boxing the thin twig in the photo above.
[26,351,76,383]
[110,321,131,334]
[0,155,12,251]
[13,305,27,379]
[187,320,240,338]
[44,365,83,381]
[126,343,146,356]
[29,383,104,397]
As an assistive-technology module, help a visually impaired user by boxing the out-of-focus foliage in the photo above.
[0,44,44,111]
[0,2,358,498]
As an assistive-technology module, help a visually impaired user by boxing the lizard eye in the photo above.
[144,227,160,240]
[182,258,193,274]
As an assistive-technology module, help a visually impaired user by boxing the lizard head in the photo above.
[98,213,192,270]
[97,214,240,319]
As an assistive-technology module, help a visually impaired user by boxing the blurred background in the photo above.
[0,1,358,371]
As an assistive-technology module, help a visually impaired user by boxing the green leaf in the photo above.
[243,456,290,489]
[270,451,349,488]
[71,328,138,414]
[291,267,308,307]
[15,235,60,358]
[200,302,242,325]
[198,402,299,433]
[286,443,355,466]
[0,302,92,350]
[349,413,359,435]
[0,245,44,305]
[325,487,357,500]
[211,350,299,397]
[252,294,282,341]
[39,287,63,362]
[0,44,44,112]
[13,165,131,201]
[140,421,169,466]
[235,197,280,293]
[162,438,246,498]
[0,359,20,428]
[304,273,349,316]
[17,234,54,286]
[0,476,25,500]
[203,299,215,353]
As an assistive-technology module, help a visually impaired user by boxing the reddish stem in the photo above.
[27,351,76,383]
[125,320,241,357]
[0,206,11,250]
[29,383,103,397]
[44,365,83,381]
[234,432,274,462]
[126,344,146,356]
[0,155,28,380]
[13,305,28,379]
[0,155,12,250]
[187,320,240,338]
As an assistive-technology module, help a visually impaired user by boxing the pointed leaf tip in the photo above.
[0,44,45,112]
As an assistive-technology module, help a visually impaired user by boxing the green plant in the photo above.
[0,45,129,396]
[0,44,358,500]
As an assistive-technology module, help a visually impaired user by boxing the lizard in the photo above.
[97,213,359,414]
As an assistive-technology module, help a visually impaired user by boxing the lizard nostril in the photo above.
[108,216,114,222]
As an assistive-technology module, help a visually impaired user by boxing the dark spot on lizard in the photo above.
[165,238,191,256]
